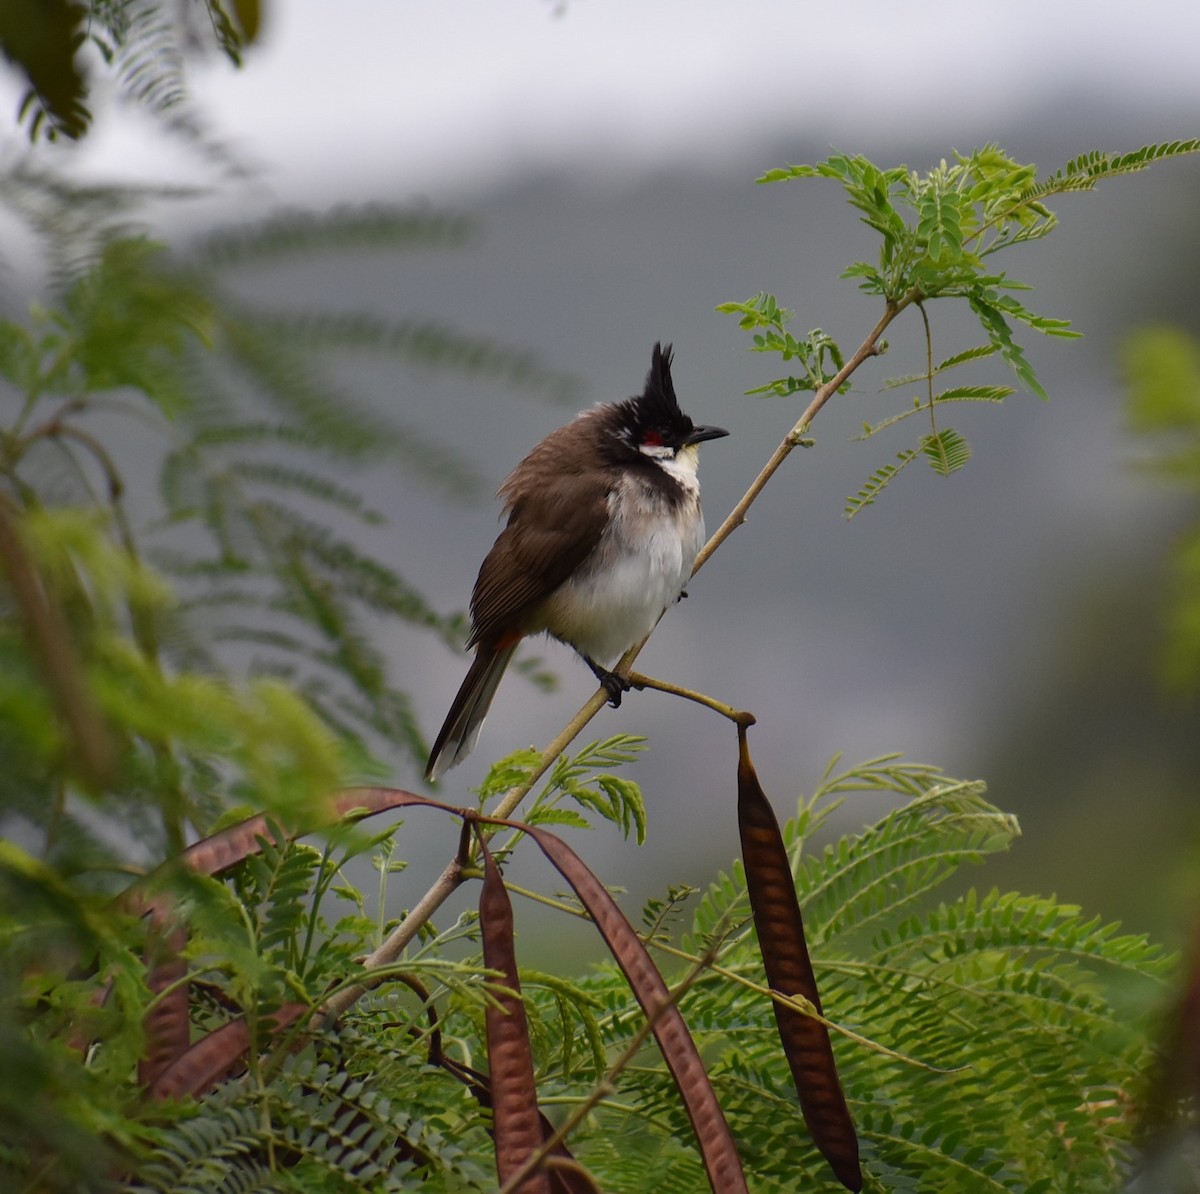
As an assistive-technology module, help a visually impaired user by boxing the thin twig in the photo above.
[648,937,957,1073]
[628,671,756,727]
[321,856,464,1022]
[918,300,936,437]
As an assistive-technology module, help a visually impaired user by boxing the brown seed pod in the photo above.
[737,726,862,1191]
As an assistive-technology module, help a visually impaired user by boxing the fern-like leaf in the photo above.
[843,449,919,518]
[798,781,1018,944]
[921,427,972,476]
[918,188,964,263]
[1027,140,1200,203]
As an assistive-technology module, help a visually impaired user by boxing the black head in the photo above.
[609,342,728,460]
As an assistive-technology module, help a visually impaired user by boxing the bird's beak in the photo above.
[684,425,729,446]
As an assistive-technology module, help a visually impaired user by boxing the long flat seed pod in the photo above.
[523,824,749,1194]
[478,832,553,1194]
[434,1009,591,1193]
[138,923,190,1088]
[737,726,862,1191]
[146,1002,308,1102]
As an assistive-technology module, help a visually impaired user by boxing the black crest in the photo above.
[607,342,695,450]
[642,341,683,424]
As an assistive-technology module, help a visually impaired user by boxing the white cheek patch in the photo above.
[638,442,675,460]
[654,443,700,486]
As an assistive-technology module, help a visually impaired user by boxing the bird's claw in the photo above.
[600,672,629,708]
[586,657,632,708]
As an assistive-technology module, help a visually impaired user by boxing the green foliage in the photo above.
[75,761,1166,1192]
[1,0,260,148]
[758,142,1199,302]
[0,201,577,792]
[128,1052,490,1193]
[842,448,919,518]
[724,141,1200,516]
[571,759,1170,1192]
[921,426,971,477]
[1124,326,1200,442]
[528,734,649,843]
[1123,325,1200,693]
[0,180,581,1187]
[713,297,846,398]
[2,136,1191,1191]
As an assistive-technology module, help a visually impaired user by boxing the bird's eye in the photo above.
[642,430,664,447]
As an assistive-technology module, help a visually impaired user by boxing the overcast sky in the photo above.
[4,0,1199,204]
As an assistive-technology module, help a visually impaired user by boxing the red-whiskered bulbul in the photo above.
[425,343,727,781]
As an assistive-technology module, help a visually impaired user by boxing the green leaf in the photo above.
[1,0,91,141]
[61,238,216,414]
[755,164,822,184]
[918,189,964,263]
[539,735,648,842]
[194,204,472,266]
[714,292,795,333]
[0,321,42,392]
[799,780,1019,943]
[921,428,972,476]
[932,344,1001,372]
[935,384,1014,403]
[844,448,920,518]
[968,290,1049,400]
[526,806,594,831]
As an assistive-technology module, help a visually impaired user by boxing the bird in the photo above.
[425,342,727,781]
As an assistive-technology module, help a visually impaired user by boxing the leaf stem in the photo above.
[918,300,936,437]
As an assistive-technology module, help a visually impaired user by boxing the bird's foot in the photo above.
[586,658,632,708]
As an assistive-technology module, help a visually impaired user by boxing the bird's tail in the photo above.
[425,641,518,781]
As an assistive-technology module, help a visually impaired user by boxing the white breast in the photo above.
[538,468,705,664]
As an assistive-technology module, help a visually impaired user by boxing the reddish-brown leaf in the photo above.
[737,726,862,1191]
[479,833,552,1194]
[523,825,749,1194]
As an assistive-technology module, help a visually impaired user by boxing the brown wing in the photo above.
[468,471,610,648]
